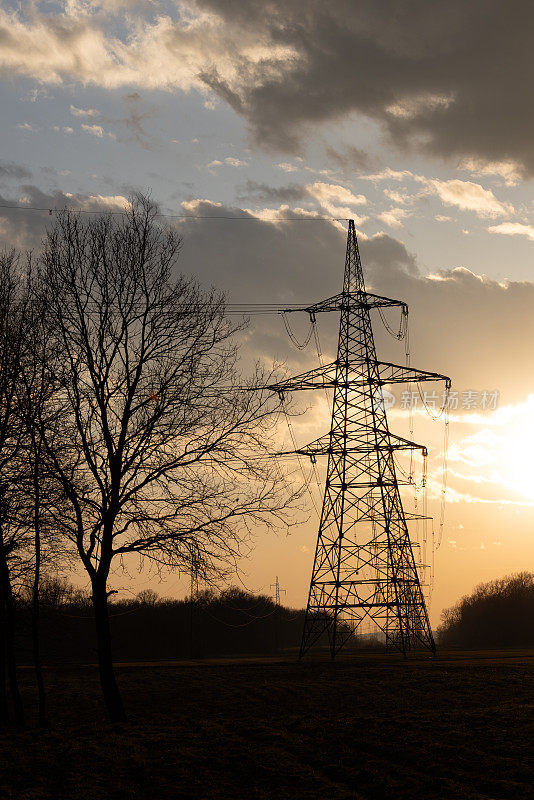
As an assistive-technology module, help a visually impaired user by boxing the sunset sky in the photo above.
[1,0,533,624]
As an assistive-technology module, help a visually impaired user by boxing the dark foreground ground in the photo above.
[1,650,532,800]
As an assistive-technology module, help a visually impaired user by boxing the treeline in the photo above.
[14,580,306,663]
[438,572,534,649]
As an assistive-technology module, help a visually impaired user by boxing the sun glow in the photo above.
[448,396,534,503]
[497,402,534,501]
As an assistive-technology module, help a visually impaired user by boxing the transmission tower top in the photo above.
[343,219,365,293]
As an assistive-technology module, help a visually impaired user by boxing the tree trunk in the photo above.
[0,542,24,726]
[91,577,126,723]
[31,467,47,726]
[0,598,9,726]
[31,585,47,727]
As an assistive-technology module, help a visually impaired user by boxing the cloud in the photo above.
[242,180,371,219]
[0,2,295,98]
[0,161,32,180]
[224,157,248,167]
[5,191,534,522]
[70,104,99,118]
[172,200,419,313]
[276,163,299,173]
[240,181,307,204]
[383,189,410,205]
[488,222,534,242]
[2,191,534,412]
[85,194,129,209]
[0,186,129,250]
[52,125,75,134]
[352,170,514,219]
[206,157,249,171]
[423,178,513,218]
[359,231,419,280]
[385,93,454,119]
[194,1,534,170]
[376,207,411,228]
[2,2,532,171]
[362,168,415,183]
[162,198,534,429]
[81,123,115,138]
[41,166,62,178]
[458,158,524,187]
[325,146,372,173]
[81,123,104,137]
[16,122,35,132]
[305,182,367,219]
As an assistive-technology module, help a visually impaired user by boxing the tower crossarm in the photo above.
[377,361,451,387]
[281,291,407,315]
[275,431,427,458]
[266,360,449,394]
[364,292,407,312]
[267,362,337,393]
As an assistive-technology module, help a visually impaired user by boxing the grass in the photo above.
[1,650,532,799]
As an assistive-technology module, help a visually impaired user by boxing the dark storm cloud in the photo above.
[175,202,345,304]
[0,161,32,180]
[238,181,308,204]
[4,191,533,402]
[0,188,55,250]
[176,202,418,306]
[197,0,534,173]
[174,201,534,400]
[0,186,127,250]
[325,146,374,174]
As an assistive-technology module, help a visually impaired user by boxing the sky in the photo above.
[1,0,533,625]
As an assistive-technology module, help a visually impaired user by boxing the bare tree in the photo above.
[37,196,300,721]
[0,255,62,728]
[0,250,32,727]
[16,270,67,727]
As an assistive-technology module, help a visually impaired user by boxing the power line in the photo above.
[0,203,349,222]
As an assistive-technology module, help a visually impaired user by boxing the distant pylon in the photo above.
[270,576,286,609]
[269,221,450,658]
[270,576,286,653]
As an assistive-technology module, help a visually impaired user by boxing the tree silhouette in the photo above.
[36,195,300,721]
[17,271,67,727]
[438,572,534,649]
[0,250,32,727]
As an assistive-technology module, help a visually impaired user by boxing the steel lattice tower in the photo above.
[270,221,450,658]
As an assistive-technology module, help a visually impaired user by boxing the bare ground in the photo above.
[0,650,532,800]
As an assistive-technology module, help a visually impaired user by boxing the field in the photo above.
[1,650,532,800]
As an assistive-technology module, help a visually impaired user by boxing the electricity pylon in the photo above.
[270,221,450,658]
[270,576,286,653]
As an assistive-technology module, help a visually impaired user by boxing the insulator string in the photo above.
[377,304,408,340]
[280,311,315,349]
